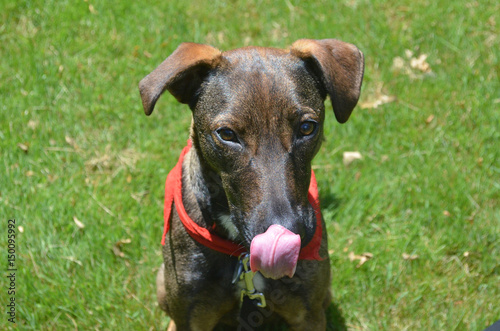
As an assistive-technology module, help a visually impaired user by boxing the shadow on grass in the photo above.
[322,191,348,331]
[326,300,347,331]
[318,183,343,217]
[210,298,346,330]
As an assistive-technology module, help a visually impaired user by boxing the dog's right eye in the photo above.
[216,128,238,143]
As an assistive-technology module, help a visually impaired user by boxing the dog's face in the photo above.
[192,48,325,245]
[139,40,364,248]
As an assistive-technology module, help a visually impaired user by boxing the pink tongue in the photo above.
[250,224,301,279]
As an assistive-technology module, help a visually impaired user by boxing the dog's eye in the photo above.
[216,128,238,142]
[299,121,317,136]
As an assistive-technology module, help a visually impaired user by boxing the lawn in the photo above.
[1,0,498,330]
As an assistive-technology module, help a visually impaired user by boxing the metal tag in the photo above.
[234,253,267,308]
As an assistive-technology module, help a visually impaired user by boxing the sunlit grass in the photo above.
[1,0,498,329]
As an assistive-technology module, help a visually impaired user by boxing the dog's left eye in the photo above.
[299,121,317,136]
[216,128,238,142]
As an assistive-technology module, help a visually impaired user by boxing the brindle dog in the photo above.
[139,39,364,330]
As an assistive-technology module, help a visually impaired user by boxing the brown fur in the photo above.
[139,39,364,330]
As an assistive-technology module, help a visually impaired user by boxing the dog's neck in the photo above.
[181,141,232,239]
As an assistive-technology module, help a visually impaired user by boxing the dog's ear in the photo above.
[139,43,222,115]
[290,39,364,123]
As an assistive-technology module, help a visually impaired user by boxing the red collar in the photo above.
[162,141,323,260]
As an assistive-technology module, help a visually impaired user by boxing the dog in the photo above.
[139,39,364,330]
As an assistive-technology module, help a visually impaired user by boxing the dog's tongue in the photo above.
[250,224,301,279]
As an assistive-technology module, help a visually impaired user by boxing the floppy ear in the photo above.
[139,43,222,115]
[290,39,364,123]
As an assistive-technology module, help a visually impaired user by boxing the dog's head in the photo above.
[139,39,364,249]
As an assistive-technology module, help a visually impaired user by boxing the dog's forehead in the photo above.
[221,46,300,75]
[222,46,288,61]
[196,47,323,120]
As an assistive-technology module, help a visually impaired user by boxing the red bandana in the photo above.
[162,141,323,260]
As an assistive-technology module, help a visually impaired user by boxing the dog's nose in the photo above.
[287,222,307,242]
[266,203,307,239]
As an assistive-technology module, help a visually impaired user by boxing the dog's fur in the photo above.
[139,39,364,330]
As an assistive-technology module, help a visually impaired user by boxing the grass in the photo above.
[1,0,498,329]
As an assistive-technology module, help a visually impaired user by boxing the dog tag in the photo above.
[235,253,267,308]
[232,260,244,284]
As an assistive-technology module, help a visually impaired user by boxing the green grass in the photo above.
[1,0,498,329]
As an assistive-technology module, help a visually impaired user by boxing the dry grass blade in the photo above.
[73,216,85,229]
[343,151,363,166]
[349,252,373,268]
[18,142,29,153]
[112,239,132,258]
[359,94,396,109]
[402,253,419,261]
